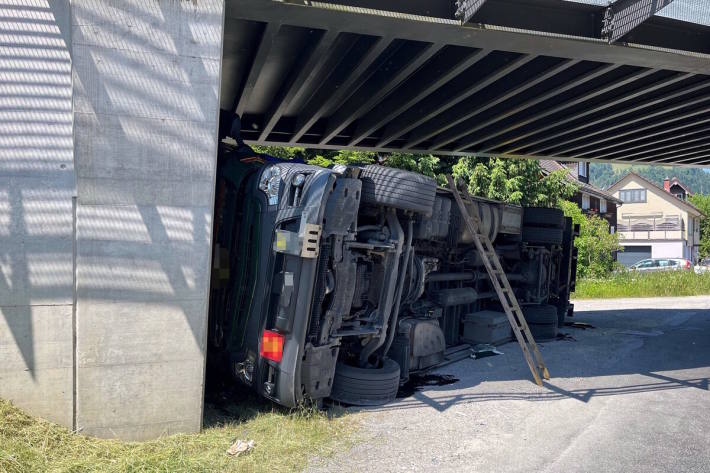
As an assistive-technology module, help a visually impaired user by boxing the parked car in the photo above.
[630,258,691,272]
[208,140,577,408]
[694,257,710,274]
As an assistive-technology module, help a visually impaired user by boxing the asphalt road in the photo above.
[309,297,710,473]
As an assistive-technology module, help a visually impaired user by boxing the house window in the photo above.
[578,162,588,178]
[619,189,646,203]
[590,196,600,211]
[600,198,607,213]
[582,194,590,210]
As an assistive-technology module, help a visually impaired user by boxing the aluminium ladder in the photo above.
[446,175,550,386]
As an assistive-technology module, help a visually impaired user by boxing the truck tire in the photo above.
[329,359,401,406]
[522,226,564,245]
[529,323,558,341]
[360,165,437,216]
[523,304,558,324]
[556,302,569,328]
[523,207,565,229]
[523,304,558,341]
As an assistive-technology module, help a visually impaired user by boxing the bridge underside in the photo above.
[224,0,710,166]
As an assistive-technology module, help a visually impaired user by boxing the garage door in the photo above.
[618,246,652,267]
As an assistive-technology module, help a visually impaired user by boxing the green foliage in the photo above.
[331,150,377,165]
[590,162,710,193]
[560,200,622,278]
[690,193,710,259]
[305,154,335,168]
[575,271,710,299]
[251,145,306,160]
[383,153,448,184]
[250,145,580,206]
[250,146,376,167]
[453,157,577,207]
[588,162,616,189]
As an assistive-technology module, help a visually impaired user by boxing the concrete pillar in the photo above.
[0,0,225,441]
[71,0,224,439]
[0,0,75,429]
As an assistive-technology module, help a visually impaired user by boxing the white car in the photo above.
[694,258,710,274]
[630,258,691,272]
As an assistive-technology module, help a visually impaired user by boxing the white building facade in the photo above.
[608,173,704,266]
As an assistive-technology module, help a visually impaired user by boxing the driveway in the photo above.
[309,297,710,473]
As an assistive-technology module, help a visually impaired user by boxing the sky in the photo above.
[566,0,710,27]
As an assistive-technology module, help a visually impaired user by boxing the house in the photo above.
[665,176,692,201]
[607,172,704,266]
[539,160,622,232]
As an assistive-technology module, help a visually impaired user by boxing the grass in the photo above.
[575,270,710,299]
[0,385,354,473]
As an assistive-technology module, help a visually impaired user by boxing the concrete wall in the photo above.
[0,0,75,428]
[0,0,225,441]
[72,0,224,440]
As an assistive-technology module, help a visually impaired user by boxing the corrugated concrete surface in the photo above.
[0,0,225,441]
[0,0,75,428]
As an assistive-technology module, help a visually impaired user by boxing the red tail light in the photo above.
[685,260,691,269]
[260,330,284,363]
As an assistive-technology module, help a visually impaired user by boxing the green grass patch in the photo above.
[575,270,710,299]
[0,390,354,473]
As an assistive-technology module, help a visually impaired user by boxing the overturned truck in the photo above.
[209,142,577,407]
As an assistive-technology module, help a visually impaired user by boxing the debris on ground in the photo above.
[565,321,596,330]
[556,332,577,341]
[471,344,504,359]
[619,329,664,337]
[227,439,255,456]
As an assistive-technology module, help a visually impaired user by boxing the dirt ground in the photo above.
[308,297,710,473]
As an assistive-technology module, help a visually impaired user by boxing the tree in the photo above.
[689,194,710,259]
[560,201,622,278]
[250,145,306,160]
[452,156,578,207]
[331,150,377,165]
[250,145,577,208]
[250,145,377,167]
[382,153,447,185]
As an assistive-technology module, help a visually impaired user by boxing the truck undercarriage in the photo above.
[209,142,577,407]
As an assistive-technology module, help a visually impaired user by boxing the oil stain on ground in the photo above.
[397,373,459,398]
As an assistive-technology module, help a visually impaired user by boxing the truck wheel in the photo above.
[522,226,564,245]
[329,359,401,406]
[529,323,557,341]
[523,304,558,323]
[523,304,558,341]
[523,207,565,229]
[360,165,437,216]
[556,302,569,328]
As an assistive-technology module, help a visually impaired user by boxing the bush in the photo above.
[560,201,622,278]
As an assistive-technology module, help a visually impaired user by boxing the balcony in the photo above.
[617,215,686,241]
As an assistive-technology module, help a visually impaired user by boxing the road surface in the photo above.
[309,297,710,473]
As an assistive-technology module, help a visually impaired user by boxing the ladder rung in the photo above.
[446,174,549,386]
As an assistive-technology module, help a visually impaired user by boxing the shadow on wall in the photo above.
[1,0,224,437]
[71,0,222,345]
[0,0,75,390]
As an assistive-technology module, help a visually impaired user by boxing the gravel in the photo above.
[308,297,710,473]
